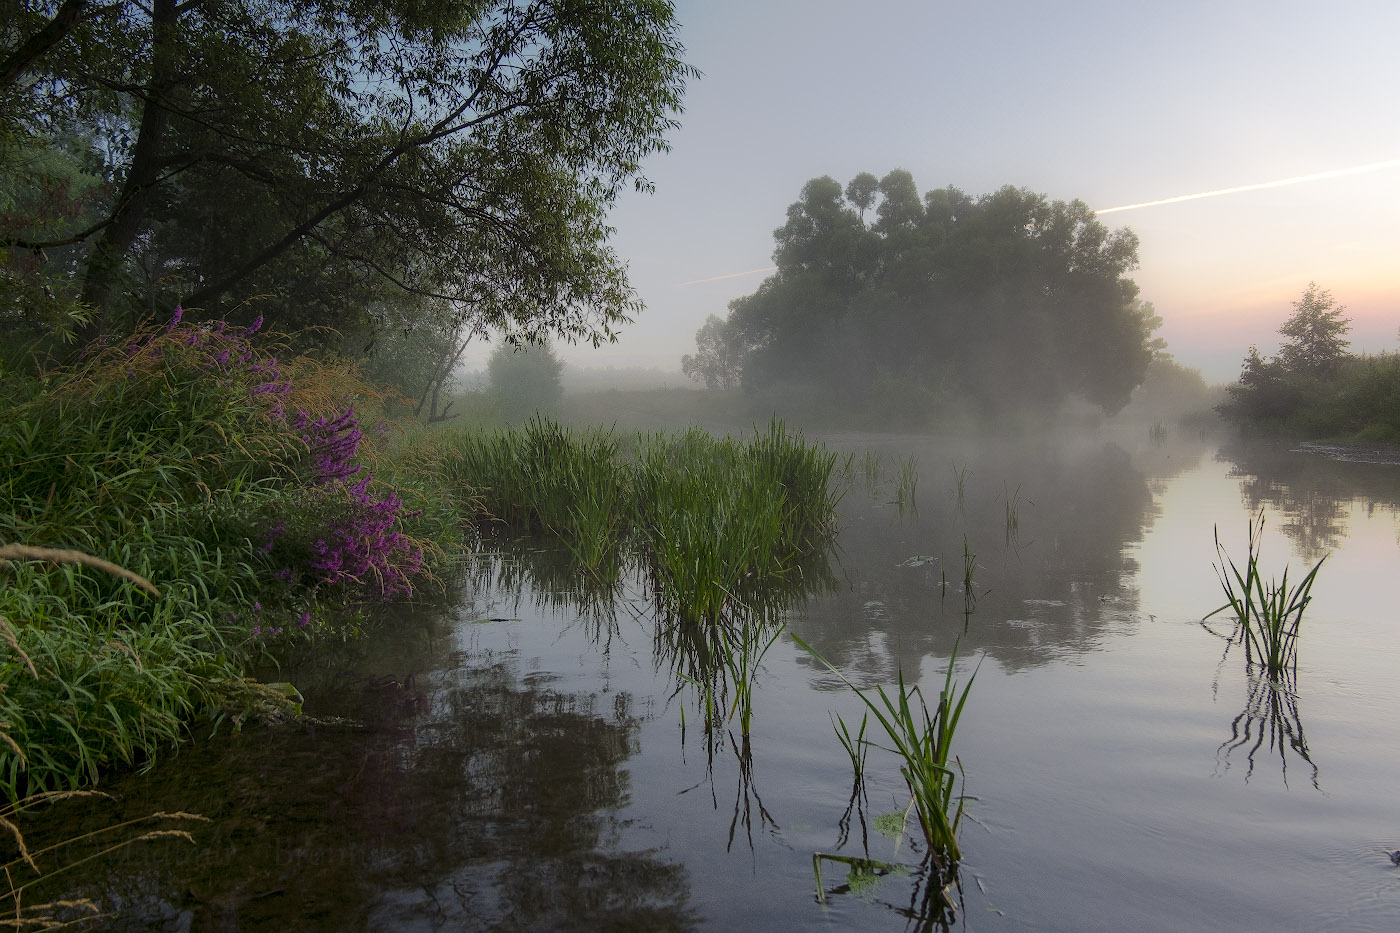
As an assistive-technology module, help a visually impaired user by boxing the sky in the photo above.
[478,0,1400,385]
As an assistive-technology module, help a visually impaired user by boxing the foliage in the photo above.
[681,314,745,389]
[1218,285,1398,440]
[1120,355,1213,424]
[1,1,694,368]
[1208,511,1325,679]
[487,340,565,424]
[796,636,978,869]
[1276,283,1351,377]
[441,416,841,624]
[0,311,453,798]
[714,171,1153,422]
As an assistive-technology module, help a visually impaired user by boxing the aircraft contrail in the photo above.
[678,159,1399,284]
[1094,158,1400,215]
[677,266,777,286]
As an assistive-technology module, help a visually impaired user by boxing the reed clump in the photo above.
[1208,511,1326,678]
[795,635,978,869]
[444,416,842,626]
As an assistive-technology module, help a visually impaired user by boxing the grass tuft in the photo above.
[1208,510,1326,678]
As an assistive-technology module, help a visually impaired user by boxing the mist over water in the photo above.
[28,416,1400,931]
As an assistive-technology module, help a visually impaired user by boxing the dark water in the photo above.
[25,428,1400,931]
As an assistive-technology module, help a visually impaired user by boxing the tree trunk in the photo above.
[76,0,180,342]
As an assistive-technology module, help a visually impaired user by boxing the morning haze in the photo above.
[5,3,1400,931]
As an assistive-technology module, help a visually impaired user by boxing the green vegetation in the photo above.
[1208,512,1326,679]
[796,637,978,870]
[0,315,458,799]
[444,416,841,625]
[1219,283,1400,442]
[2,1,692,408]
[686,171,1158,426]
[487,341,566,425]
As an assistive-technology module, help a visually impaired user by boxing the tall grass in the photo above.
[950,463,970,519]
[0,313,453,798]
[894,455,919,515]
[441,416,626,581]
[1003,483,1030,546]
[445,416,841,627]
[1208,511,1326,678]
[795,636,978,869]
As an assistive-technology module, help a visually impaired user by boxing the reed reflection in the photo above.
[1214,670,1318,789]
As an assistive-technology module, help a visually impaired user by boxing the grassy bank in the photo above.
[1,316,847,800]
[0,314,461,799]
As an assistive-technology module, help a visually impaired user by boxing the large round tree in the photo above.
[723,170,1159,419]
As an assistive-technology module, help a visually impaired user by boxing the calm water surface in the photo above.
[33,428,1400,930]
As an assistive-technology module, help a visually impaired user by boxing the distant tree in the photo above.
[488,341,564,424]
[730,171,1152,418]
[681,314,743,389]
[1276,282,1351,377]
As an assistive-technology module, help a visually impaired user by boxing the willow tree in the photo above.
[1,1,694,358]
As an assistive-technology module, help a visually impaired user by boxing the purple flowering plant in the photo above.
[97,307,431,626]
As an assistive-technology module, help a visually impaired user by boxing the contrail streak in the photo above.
[1094,159,1400,215]
[678,266,777,286]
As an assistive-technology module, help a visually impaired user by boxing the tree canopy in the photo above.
[1,0,694,361]
[712,170,1156,419]
[1219,282,1368,430]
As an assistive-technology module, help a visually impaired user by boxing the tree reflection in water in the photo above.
[26,589,699,931]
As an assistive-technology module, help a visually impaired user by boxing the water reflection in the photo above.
[798,433,1207,676]
[1202,619,1319,789]
[1219,439,1400,560]
[31,596,697,930]
[1215,672,1318,789]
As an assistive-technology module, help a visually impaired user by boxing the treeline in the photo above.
[683,171,1165,426]
[1218,283,1400,443]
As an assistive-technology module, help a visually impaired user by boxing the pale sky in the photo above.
[482,0,1400,385]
